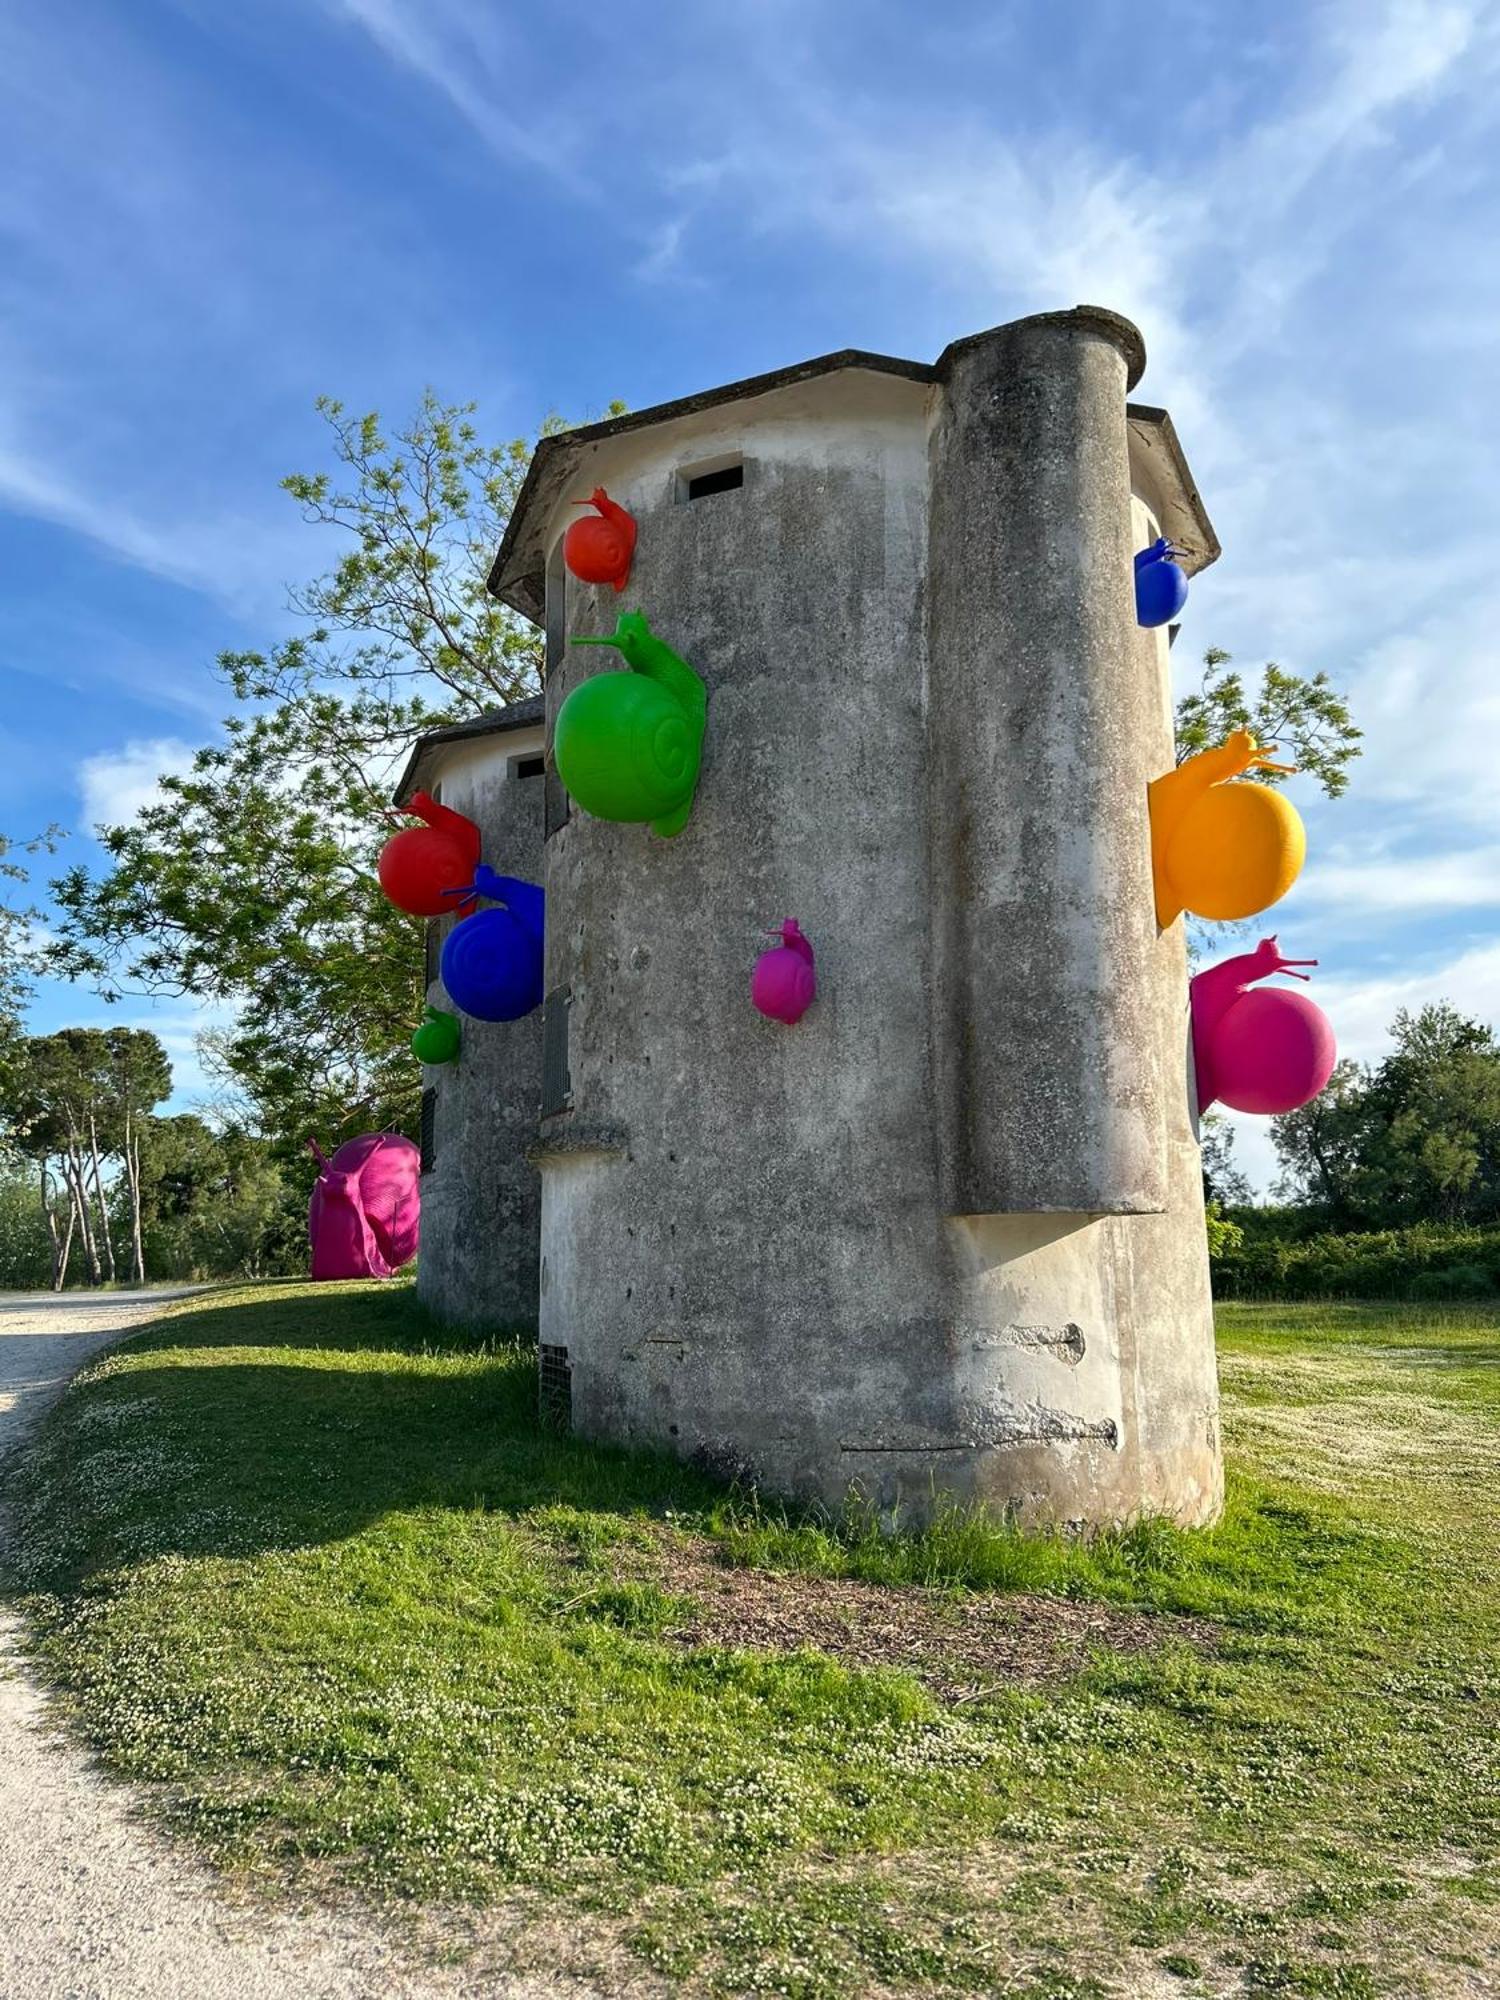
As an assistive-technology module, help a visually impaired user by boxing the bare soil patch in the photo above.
[636,1532,1217,1700]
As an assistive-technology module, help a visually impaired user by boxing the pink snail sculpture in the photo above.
[307,1133,421,1281]
[752,919,816,1025]
[1190,938,1337,1117]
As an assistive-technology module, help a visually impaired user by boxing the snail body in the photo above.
[1148,731,1306,926]
[439,865,545,1022]
[556,611,706,838]
[563,487,637,593]
[752,919,816,1025]
[378,791,481,917]
[1191,938,1336,1116]
[411,1005,461,1065]
[1134,536,1189,628]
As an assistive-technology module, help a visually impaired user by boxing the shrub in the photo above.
[1213,1223,1500,1300]
[1407,1264,1493,1302]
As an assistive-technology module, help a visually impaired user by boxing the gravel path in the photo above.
[0,1290,600,2000]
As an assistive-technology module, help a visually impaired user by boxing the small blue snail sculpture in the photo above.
[439,865,545,1022]
[1134,536,1189,628]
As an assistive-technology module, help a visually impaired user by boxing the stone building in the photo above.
[402,304,1225,1528]
[394,697,545,1332]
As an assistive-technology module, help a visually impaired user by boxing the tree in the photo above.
[47,394,593,1145]
[1175,648,1362,799]
[135,1116,300,1280]
[1270,1059,1372,1221]
[1200,1115,1253,1207]
[0,830,60,1077]
[1273,1006,1500,1227]
[1,1028,172,1287]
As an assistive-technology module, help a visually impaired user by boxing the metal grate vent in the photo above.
[419,1086,436,1173]
[541,985,573,1117]
[539,1344,572,1432]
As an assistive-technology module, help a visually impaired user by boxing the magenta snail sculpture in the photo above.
[752,919,816,1025]
[306,1133,420,1282]
[1190,937,1337,1117]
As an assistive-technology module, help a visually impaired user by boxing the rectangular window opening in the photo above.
[544,538,567,677]
[510,753,545,781]
[677,455,744,504]
[419,1087,437,1174]
[544,760,572,840]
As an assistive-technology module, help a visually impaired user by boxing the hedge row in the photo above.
[1211,1222,1500,1301]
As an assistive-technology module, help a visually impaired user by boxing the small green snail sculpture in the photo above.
[555,611,706,838]
[410,1005,461,1065]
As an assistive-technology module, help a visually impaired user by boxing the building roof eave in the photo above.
[391,695,545,805]
[487,307,1219,622]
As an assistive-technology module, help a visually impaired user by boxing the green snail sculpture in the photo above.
[555,611,706,838]
[410,1005,461,1065]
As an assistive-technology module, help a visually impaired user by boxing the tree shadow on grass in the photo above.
[11,1283,730,1588]
[117,1279,514,1359]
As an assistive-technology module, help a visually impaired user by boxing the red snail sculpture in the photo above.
[377,792,481,918]
[1191,937,1337,1116]
[752,919,816,1025]
[563,487,637,594]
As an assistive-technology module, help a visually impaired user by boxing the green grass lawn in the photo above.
[5,1285,1497,1998]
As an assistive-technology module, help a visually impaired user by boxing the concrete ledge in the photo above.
[526,1122,631,1166]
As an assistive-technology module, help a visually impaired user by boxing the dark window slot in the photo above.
[512,754,545,781]
[419,1087,437,1174]
[545,761,572,840]
[685,462,743,501]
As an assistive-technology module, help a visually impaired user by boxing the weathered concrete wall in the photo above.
[536,372,951,1493]
[416,726,545,1332]
[456,309,1224,1528]
[926,309,1166,1217]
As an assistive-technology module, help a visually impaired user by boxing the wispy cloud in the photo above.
[77,739,199,832]
[323,0,586,184]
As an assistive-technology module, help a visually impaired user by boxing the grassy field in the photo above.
[4,1284,1497,1998]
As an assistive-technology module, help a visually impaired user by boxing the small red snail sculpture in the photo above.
[563,487,637,594]
[752,919,816,1025]
[1191,937,1337,1116]
[378,792,481,918]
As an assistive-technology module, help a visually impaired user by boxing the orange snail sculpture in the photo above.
[1148,731,1307,928]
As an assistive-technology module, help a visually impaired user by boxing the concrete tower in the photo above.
[423,304,1222,1527]
[394,699,545,1332]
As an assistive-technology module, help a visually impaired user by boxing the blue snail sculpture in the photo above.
[1134,537,1189,628]
[439,865,545,1022]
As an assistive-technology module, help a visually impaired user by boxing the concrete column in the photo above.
[415,746,544,1331]
[926,308,1166,1216]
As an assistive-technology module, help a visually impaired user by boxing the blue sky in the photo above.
[2,0,1499,1189]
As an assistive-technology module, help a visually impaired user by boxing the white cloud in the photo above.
[1298,845,1500,914]
[77,739,199,831]
[324,0,584,183]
